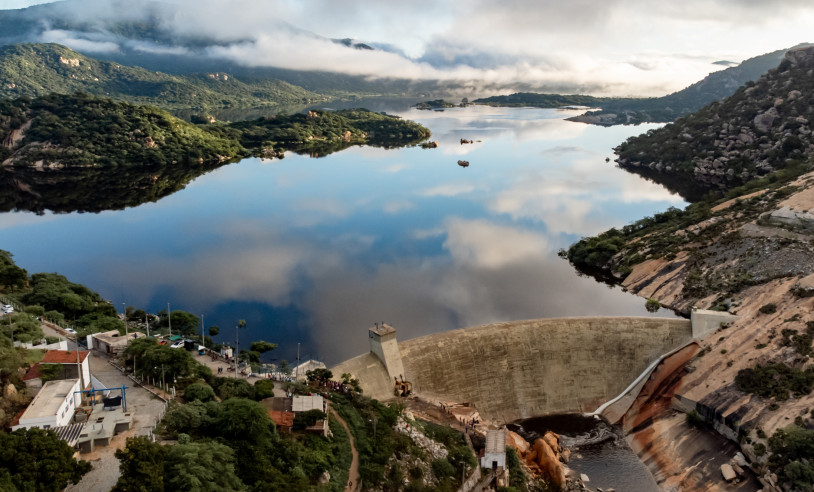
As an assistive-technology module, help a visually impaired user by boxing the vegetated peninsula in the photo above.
[565,46,814,489]
[0,93,430,212]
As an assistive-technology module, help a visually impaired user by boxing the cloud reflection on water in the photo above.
[1,106,686,364]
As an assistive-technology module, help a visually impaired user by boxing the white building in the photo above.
[293,359,326,381]
[292,394,325,412]
[12,379,81,431]
[87,330,131,355]
[481,429,507,470]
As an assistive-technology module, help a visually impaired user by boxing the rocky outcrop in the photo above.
[615,46,814,195]
[520,432,567,491]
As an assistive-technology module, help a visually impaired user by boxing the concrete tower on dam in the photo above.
[332,314,729,424]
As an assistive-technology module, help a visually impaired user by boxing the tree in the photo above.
[159,311,200,337]
[216,398,275,445]
[253,379,275,400]
[0,427,91,491]
[249,341,277,354]
[113,436,166,492]
[306,368,333,384]
[208,325,220,337]
[184,382,216,403]
[165,441,245,491]
[212,378,254,401]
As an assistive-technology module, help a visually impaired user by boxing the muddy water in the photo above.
[511,414,659,491]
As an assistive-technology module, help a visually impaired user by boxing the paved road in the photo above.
[65,352,167,492]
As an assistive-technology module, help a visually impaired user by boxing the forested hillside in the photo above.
[0,44,326,114]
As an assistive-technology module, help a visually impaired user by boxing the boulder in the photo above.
[318,471,330,484]
[543,431,561,453]
[4,383,17,399]
[505,430,530,454]
[721,463,736,482]
[733,452,748,467]
[754,107,779,133]
[531,438,566,491]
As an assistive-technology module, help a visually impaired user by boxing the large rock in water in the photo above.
[526,437,566,491]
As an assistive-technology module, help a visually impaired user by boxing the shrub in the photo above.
[645,298,661,313]
[431,458,455,479]
[736,363,814,400]
[253,379,275,400]
[759,303,777,314]
[686,409,705,428]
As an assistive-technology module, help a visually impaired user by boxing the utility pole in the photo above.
[235,322,239,376]
[122,302,128,337]
[145,313,150,338]
[167,303,171,337]
[296,342,300,381]
[201,314,205,349]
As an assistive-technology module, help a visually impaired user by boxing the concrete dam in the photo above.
[332,316,713,424]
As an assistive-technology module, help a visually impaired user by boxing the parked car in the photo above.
[170,340,185,349]
[65,328,77,335]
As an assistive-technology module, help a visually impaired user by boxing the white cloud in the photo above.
[15,0,814,96]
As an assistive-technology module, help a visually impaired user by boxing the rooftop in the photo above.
[268,411,295,428]
[42,350,89,364]
[19,379,79,421]
[23,363,42,381]
[369,323,396,336]
[485,429,507,455]
[292,395,324,412]
[92,330,129,346]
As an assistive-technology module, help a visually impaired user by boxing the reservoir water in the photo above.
[512,414,660,491]
[0,104,684,364]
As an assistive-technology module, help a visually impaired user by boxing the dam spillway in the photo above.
[332,317,693,423]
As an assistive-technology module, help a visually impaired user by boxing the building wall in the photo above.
[369,330,405,383]
[691,309,739,340]
[481,452,506,469]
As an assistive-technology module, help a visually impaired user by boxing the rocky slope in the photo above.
[616,46,814,198]
[566,47,814,492]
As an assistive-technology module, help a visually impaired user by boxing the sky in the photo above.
[2,0,814,96]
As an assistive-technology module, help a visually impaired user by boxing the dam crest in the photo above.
[332,313,732,424]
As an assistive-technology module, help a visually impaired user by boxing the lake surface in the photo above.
[0,105,685,364]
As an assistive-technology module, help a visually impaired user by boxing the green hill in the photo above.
[0,43,327,114]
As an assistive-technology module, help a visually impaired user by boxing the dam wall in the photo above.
[333,317,693,424]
